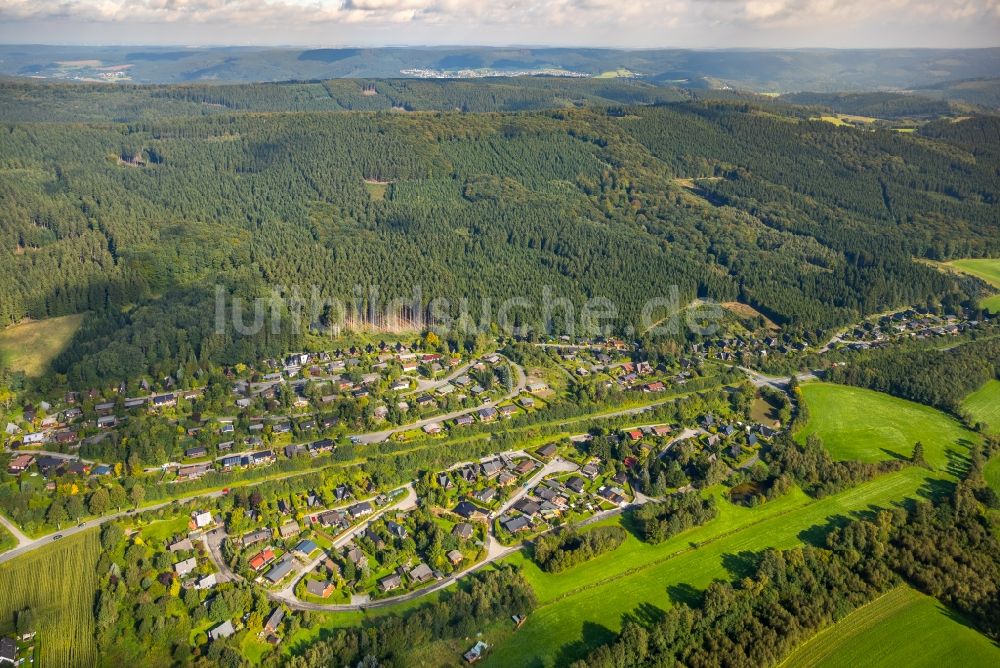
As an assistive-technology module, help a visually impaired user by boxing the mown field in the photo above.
[797,382,977,472]
[780,586,1000,668]
[470,462,953,667]
[0,530,100,666]
[946,258,1000,313]
[962,379,1000,434]
[0,313,84,376]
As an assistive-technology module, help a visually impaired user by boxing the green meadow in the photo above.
[946,258,1000,313]
[781,586,1000,668]
[797,382,977,472]
[962,379,1000,434]
[0,313,84,376]
[479,464,951,667]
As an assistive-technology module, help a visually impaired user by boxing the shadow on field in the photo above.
[720,550,763,580]
[623,602,668,627]
[667,582,703,608]
[918,477,957,503]
[554,621,617,666]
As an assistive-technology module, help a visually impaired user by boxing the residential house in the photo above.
[7,454,34,474]
[168,538,194,553]
[503,516,531,533]
[379,574,402,592]
[193,511,213,528]
[452,522,474,540]
[265,555,295,584]
[565,476,586,494]
[447,549,464,566]
[305,580,334,598]
[196,573,217,590]
[208,621,235,642]
[409,563,434,583]
[345,546,367,569]
[293,540,318,558]
[536,443,557,458]
[249,549,276,571]
[453,501,486,521]
[348,501,373,518]
[174,557,198,576]
[473,487,497,504]
[279,521,300,539]
[265,608,285,633]
[243,530,270,547]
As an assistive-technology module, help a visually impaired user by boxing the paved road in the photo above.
[738,366,820,391]
[403,361,474,397]
[270,484,418,603]
[0,486,231,566]
[0,512,29,548]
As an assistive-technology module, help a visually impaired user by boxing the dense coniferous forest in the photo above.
[0,80,998,386]
[532,526,627,572]
[828,337,1000,413]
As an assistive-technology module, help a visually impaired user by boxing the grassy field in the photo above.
[0,530,100,666]
[797,383,977,472]
[962,380,1000,434]
[477,462,954,667]
[944,258,1000,313]
[780,586,1000,667]
[985,454,1000,495]
[0,313,84,376]
[363,179,389,200]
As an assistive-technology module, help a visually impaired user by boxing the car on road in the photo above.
[52,534,63,540]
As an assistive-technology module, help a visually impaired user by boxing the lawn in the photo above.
[797,382,977,472]
[962,379,1000,434]
[945,258,1000,313]
[780,586,1000,668]
[363,180,389,200]
[0,530,100,667]
[0,313,84,376]
[985,454,1000,495]
[481,463,952,667]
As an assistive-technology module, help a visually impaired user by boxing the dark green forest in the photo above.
[1,80,998,387]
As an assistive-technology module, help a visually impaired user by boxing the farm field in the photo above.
[479,462,952,667]
[0,313,84,376]
[780,586,1000,668]
[797,382,977,472]
[962,379,1000,434]
[945,258,1000,312]
[0,530,100,667]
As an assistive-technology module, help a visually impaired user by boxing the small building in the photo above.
[447,549,464,566]
[452,522,474,540]
[265,555,295,584]
[208,620,235,641]
[243,529,270,547]
[293,539,318,558]
[249,548,275,571]
[453,501,486,522]
[193,511,213,528]
[536,443,557,458]
[0,637,14,665]
[174,557,198,576]
[7,454,34,474]
[264,608,285,633]
[305,579,334,599]
[278,521,300,539]
[168,538,194,553]
[464,640,489,664]
[409,562,434,583]
[196,573,217,590]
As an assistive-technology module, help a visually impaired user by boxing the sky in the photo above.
[0,0,998,49]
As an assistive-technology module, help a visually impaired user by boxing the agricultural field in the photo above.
[797,382,977,472]
[475,462,952,667]
[944,258,1000,313]
[780,586,1000,668]
[0,313,84,376]
[0,530,100,667]
[961,379,1000,434]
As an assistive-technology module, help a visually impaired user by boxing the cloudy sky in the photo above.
[0,0,998,48]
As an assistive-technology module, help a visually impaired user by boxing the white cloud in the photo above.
[0,0,996,45]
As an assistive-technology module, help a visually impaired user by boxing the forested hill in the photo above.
[0,78,691,123]
[0,86,998,387]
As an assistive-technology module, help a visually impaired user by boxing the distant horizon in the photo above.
[2,43,1000,52]
[2,0,999,50]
